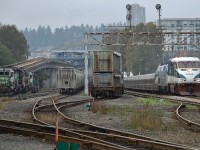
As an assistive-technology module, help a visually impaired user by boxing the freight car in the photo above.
[0,67,38,95]
[89,50,124,98]
[57,67,84,95]
[124,57,200,96]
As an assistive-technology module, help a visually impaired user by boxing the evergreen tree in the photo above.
[0,24,29,61]
[0,43,16,65]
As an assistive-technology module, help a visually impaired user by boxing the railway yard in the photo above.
[0,92,200,150]
[2,1,200,150]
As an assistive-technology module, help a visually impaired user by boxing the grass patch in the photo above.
[79,92,88,96]
[127,107,164,131]
[138,97,178,106]
[185,104,199,110]
[0,97,14,111]
[90,98,178,131]
[91,101,109,114]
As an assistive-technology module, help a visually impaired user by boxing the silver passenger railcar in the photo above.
[57,67,84,95]
[124,57,200,96]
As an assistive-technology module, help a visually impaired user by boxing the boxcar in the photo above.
[89,50,124,98]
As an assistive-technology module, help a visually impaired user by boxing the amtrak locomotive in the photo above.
[124,57,200,96]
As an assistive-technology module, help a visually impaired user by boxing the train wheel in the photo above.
[174,86,179,95]
[168,85,171,94]
[8,90,14,96]
[109,91,114,99]
[59,89,64,95]
[164,86,168,94]
[158,86,162,94]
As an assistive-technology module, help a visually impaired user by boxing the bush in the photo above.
[127,107,163,131]
[91,101,109,114]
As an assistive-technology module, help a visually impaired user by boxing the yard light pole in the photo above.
[155,4,161,28]
[126,4,132,30]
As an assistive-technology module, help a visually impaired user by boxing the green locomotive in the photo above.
[0,67,39,95]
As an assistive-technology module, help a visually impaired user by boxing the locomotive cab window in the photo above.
[5,72,9,75]
[177,61,200,68]
[168,62,174,75]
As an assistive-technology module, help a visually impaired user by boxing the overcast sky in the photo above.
[0,0,199,30]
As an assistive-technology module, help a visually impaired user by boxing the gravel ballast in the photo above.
[0,94,200,149]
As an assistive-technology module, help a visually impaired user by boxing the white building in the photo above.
[161,18,200,53]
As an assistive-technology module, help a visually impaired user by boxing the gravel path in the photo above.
[0,134,54,150]
[0,94,200,149]
[0,95,57,150]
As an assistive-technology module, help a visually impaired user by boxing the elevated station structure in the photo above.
[8,58,72,89]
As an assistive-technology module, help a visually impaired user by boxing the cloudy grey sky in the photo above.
[0,0,199,30]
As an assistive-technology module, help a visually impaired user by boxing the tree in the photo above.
[126,22,163,75]
[0,43,16,65]
[104,22,163,75]
[0,24,29,62]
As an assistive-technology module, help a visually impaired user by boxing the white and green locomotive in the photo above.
[0,67,38,95]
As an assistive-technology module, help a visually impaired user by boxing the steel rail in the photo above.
[32,96,133,150]
[175,103,200,131]
[124,90,200,105]
[52,97,195,150]
[0,121,127,150]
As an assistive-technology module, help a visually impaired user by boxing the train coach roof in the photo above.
[124,73,155,80]
[170,57,200,62]
[0,68,13,71]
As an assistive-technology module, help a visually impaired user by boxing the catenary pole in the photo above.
[84,33,88,95]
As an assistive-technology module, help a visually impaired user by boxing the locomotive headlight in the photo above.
[180,79,185,82]
[194,78,200,82]
[194,74,200,82]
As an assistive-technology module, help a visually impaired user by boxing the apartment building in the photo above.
[161,18,200,53]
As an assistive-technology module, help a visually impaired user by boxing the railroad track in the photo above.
[124,90,200,105]
[176,103,200,131]
[11,90,58,100]
[0,119,127,150]
[32,95,195,150]
[32,95,133,150]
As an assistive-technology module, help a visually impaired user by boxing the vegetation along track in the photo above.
[32,94,195,150]
[125,90,200,134]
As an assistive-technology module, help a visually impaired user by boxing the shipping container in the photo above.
[93,50,121,73]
